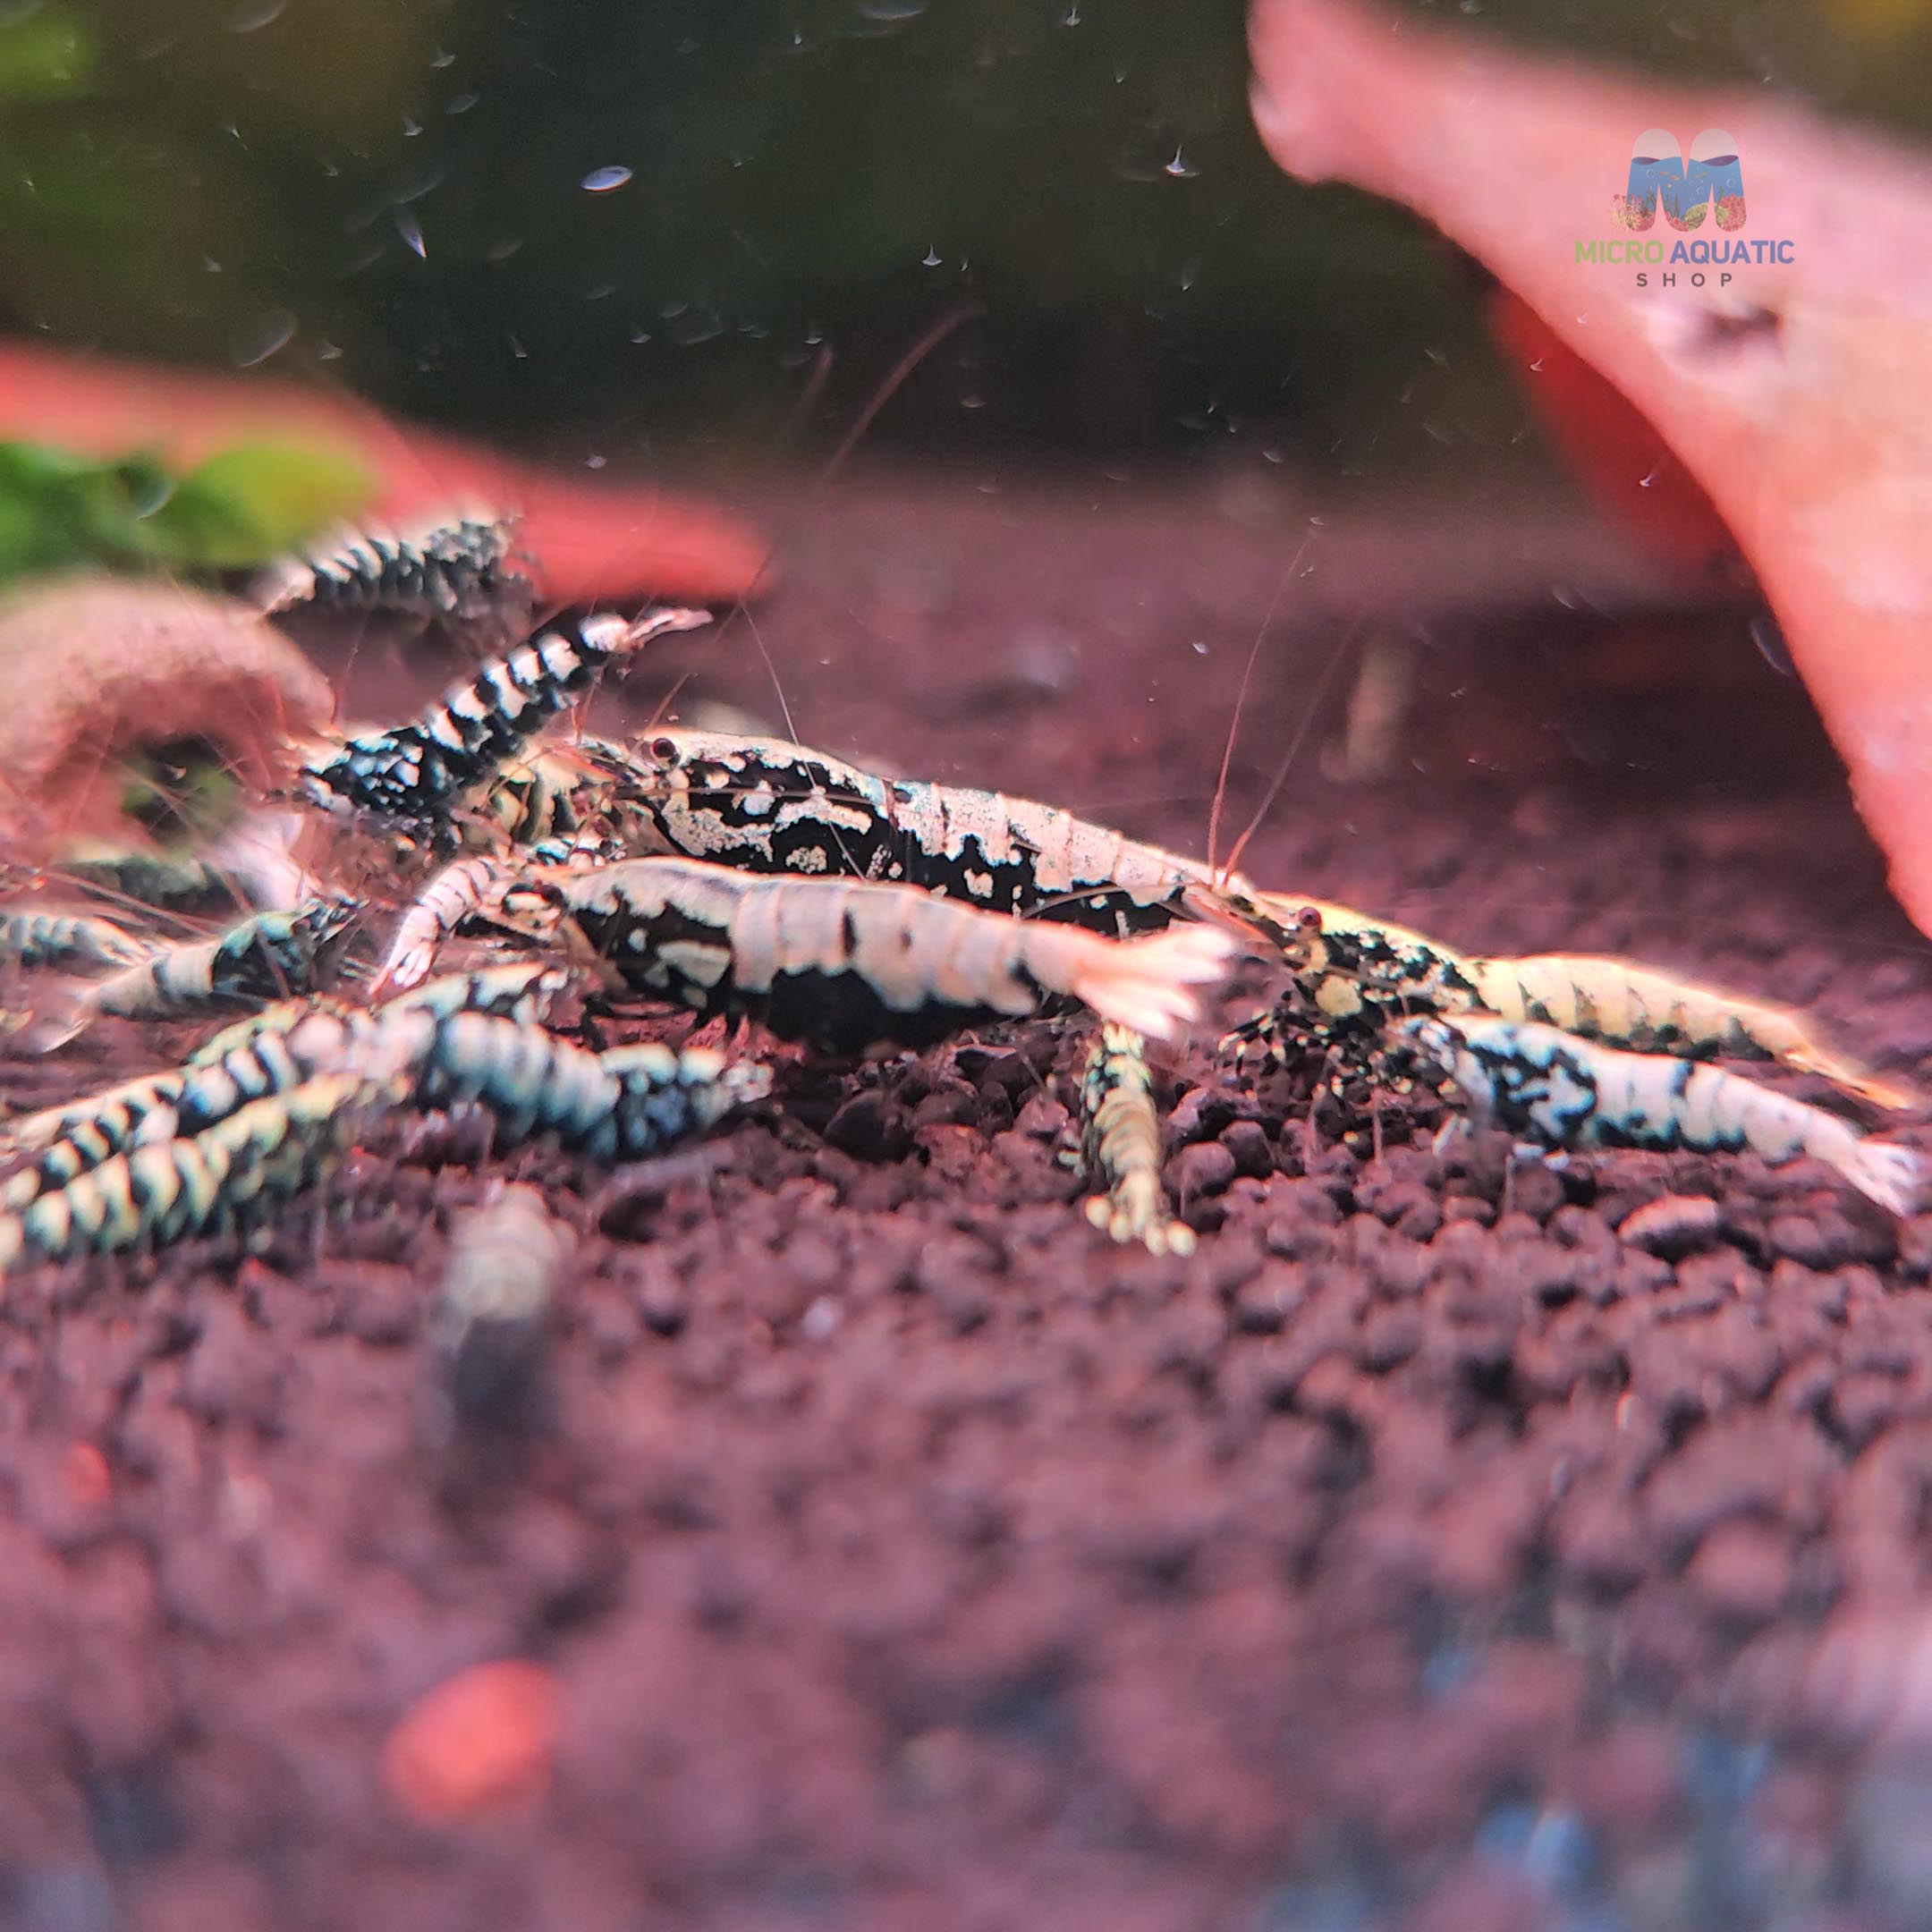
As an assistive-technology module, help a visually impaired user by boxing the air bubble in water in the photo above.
[230,309,296,368]
[1750,614,1795,677]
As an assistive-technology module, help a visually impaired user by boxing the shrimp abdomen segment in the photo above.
[2,911,151,972]
[1468,953,1911,1110]
[252,511,526,622]
[0,1073,366,1275]
[1406,1016,1924,1216]
[557,859,1234,1051]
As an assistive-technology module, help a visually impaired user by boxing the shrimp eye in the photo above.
[1296,904,1323,930]
[649,737,680,766]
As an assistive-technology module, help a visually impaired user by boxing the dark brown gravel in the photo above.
[4,476,1932,1931]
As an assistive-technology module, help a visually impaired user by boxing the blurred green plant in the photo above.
[0,4,92,102]
[0,437,373,585]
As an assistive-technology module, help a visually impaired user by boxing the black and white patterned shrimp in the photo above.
[606,733,1902,1112]
[3,968,570,1213]
[1238,893,1909,1113]
[551,857,1236,1053]
[182,992,363,1070]
[600,729,1259,937]
[0,1073,369,1276]
[387,1009,770,1163]
[478,745,592,849]
[251,510,530,623]
[73,896,360,1024]
[2,910,152,972]
[301,606,711,825]
[1401,1015,1925,1216]
[0,1069,191,1211]
[1456,952,1911,1111]
[378,961,568,1026]
[189,959,564,1063]
[8,1008,371,1214]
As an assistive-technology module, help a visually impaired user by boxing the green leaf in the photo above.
[0,439,98,489]
[0,441,143,579]
[0,6,94,102]
[69,452,177,561]
[0,435,375,584]
[152,439,375,568]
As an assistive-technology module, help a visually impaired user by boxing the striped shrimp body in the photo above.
[4,1011,369,1213]
[0,1073,370,1276]
[1402,1016,1925,1217]
[3,911,152,972]
[2,1064,191,1159]
[1245,894,1906,1113]
[182,992,365,1069]
[378,961,569,1026]
[1462,954,1911,1111]
[4,969,567,1213]
[610,734,1902,1109]
[251,510,529,623]
[552,858,1237,1053]
[0,1017,761,1272]
[1245,894,1487,1038]
[301,606,711,826]
[1,1068,192,1211]
[73,897,360,1024]
[0,1019,762,1272]
[0,1028,761,1283]
[603,730,1263,938]
[2,967,736,1231]
[394,1010,771,1163]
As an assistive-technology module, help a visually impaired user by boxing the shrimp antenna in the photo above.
[1219,620,1362,888]
[813,301,985,500]
[740,599,801,751]
[691,300,988,747]
[1208,530,1314,881]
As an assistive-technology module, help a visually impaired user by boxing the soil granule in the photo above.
[4,477,1932,1931]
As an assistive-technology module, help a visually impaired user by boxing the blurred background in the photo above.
[6,0,1931,495]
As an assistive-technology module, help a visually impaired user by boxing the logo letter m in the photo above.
[1615,128,1745,233]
